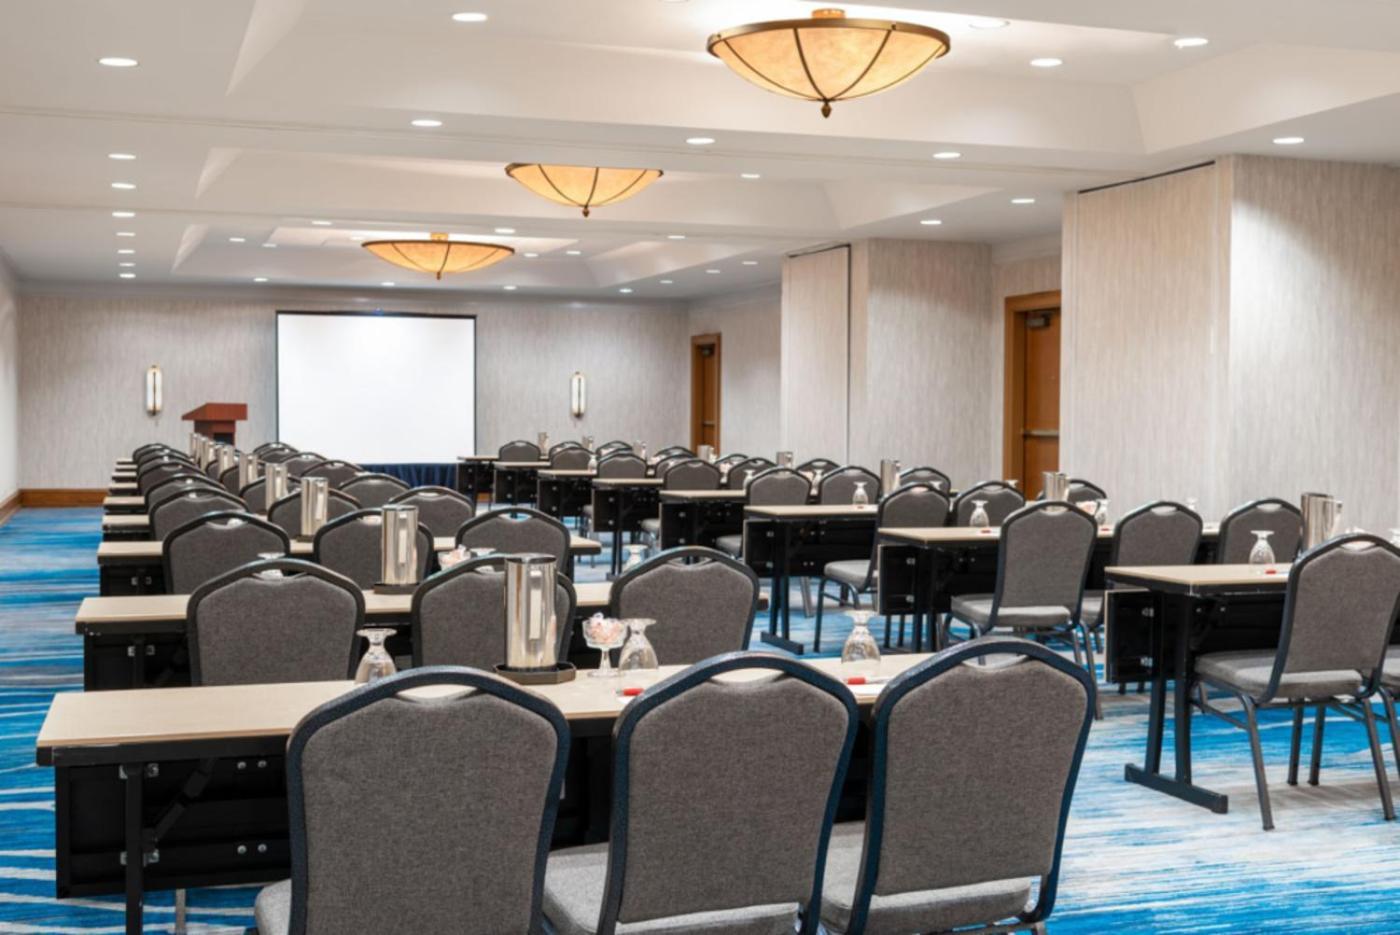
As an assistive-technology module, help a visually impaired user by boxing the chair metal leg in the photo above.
[882,613,892,648]
[814,578,826,654]
[800,577,813,617]
[1383,689,1400,786]
[1309,704,1327,786]
[1287,706,1304,786]
[1075,621,1102,720]
[174,888,187,935]
[898,615,906,648]
[1362,699,1395,821]
[1241,695,1275,830]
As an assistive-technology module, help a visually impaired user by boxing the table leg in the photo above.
[122,761,146,935]
[760,521,804,654]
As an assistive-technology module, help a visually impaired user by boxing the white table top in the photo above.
[538,469,597,479]
[659,490,747,501]
[96,535,602,561]
[494,460,551,469]
[880,521,1221,546]
[103,497,146,510]
[1104,563,1289,589]
[745,504,878,518]
[110,482,138,493]
[593,477,664,488]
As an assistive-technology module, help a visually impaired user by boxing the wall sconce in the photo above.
[144,364,163,415]
[570,371,586,418]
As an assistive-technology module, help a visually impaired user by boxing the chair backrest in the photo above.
[337,472,410,509]
[412,558,577,667]
[549,440,583,456]
[878,483,950,530]
[1217,497,1303,564]
[654,455,689,478]
[133,442,175,460]
[282,453,328,477]
[598,653,857,934]
[313,510,432,589]
[239,476,294,514]
[1111,501,1203,567]
[1067,479,1106,505]
[163,511,290,594]
[654,445,693,460]
[550,446,592,470]
[899,465,950,492]
[746,467,811,507]
[302,459,362,487]
[817,466,880,505]
[660,459,720,492]
[597,452,647,479]
[726,457,775,489]
[268,489,361,538]
[609,547,759,664]
[844,639,1093,933]
[596,440,632,456]
[253,441,289,455]
[218,464,243,495]
[798,458,840,476]
[1265,535,1400,700]
[137,458,198,493]
[388,486,476,537]
[716,452,748,468]
[498,439,541,461]
[150,488,247,539]
[259,446,298,464]
[146,473,223,509]
[284,667,568,935]
[187,559,363,685]
[455,508,571,564]
[992,502,1097,622]
[953,481,1026,527]
[203,459,225,479]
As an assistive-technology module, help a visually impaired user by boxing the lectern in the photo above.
[181,402,247,445]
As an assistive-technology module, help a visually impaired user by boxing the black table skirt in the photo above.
[362,462,456,487]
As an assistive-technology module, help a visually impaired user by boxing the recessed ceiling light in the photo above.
[742,260,758,266]
[119,262,135,268]
[411,118,443,128]
[311,220,332,226]
[253,277,269,283]
[262,243,277,249]
[660,279,674,284]
[705,268,721,274]
[566,249,582,256]
[968,17,1009,29]
[933,151,961,160]
[117,248,135,254]
[503,285,517,291]
[111,211,135,218]
[740,172,761,179]
[523,252,539,258]
[920,218,943,225]
[451,12,488,22]
[619,287,634,294]
[1273,136,1305,145]
[380,281,396,287]
[494,227,516,234]
[98,57,139,68]
[667,234,686,240]
[108,153,136,161]
[686,136,716,146]
[111,181,136,190]
[119,272,135,279]
[116,232,136,238]
[1173,37,1209,48]
[1011,197,1037,205]
[229,237,246,243]
[1030,58,1063,68]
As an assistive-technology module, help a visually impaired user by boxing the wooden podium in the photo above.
[182,402,247,445]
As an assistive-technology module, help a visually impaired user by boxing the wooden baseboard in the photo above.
[0,491,18,527]
[19,488,108,507]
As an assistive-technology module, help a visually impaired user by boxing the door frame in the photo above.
[1001,290,1062,484]
[690,333,722,451]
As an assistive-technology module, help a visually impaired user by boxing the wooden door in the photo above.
[1002,292,1062,497]
[690,334,721,451]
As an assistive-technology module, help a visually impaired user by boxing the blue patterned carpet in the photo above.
[3,508,1400,932]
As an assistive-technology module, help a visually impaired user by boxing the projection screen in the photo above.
[276,311,475,463]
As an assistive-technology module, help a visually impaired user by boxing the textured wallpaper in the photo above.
[686,285,781,458]
[0,255,17,501]
[19,290,689,488]
[781,247,851,462]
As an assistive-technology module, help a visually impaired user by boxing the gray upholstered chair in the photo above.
[149,488,246,540]
[596,440,632,456]
[1217,497,1303,565]
[799,458,841,476]
[203,458,226,480]
[388,486,476,538]
[818,466,880,505]
[640,459,720,544]
[608,547,760,663]
[281,452,327,478]
[133,442,176,460]
[899,465,951,492]
[301,459,362,487]
[542,653,858,935]
[1193,535,1400,830]
[498,439,542,461]
[716,452,749,470]
[337,472,410,509]
[252,441,289,456]
[146,474,223,510]
[187,559,363,686]
[137,458,199,494]
[163,512,290,594]
[254,667,569,935]
[820,638,1094,935]
[715,467,811,558]
[653,454,690,479]
[218,464,243,495]
[952,481,1026,527]
[550,440,583,456]
[946,501,1100,714]
[597,452,646,479]
[726,457,776,489]
[267,489,360,539]
[1079,500,1203,630]
[412,557,577,667]
[312,510,432,589]
[456,508,571,565]
[654,445,693,460]
[816,483,950,652]
[550,446,592,470]
[239,476,296,514]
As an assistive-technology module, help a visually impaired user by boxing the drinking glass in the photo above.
[618,618,659,673]
[355,628,397,684]
[1095,498,1111,528]
[582,613,628,678]
[852,481,870,508]
[812,469,824,485]
[255,551,285,579]
[969,499,990,529]
[841,610,881,672]
[1248,530,1276,573]
[624,544,647,571]
[743,469,756,488]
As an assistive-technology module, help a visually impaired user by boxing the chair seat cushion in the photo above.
[544,843,798,935]
[949,595,1071,631]
[820,824,1032,934]
[640,517,661,535]
[1080,591,1103,628]
[715,534,743,557]
[254,879,291,935]
[824,559,873,591]
[1196,649,1364,700]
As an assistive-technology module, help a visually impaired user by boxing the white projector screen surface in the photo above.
[276,312,475,463]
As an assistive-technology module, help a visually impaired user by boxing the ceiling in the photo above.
[1,0,1398,299]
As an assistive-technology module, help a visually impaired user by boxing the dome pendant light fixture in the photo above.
[362,232,513,280]
[707,8,950,118]
[505,164,663,217]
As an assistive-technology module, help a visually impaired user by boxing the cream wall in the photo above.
[20,287,689,489]
[0,253,18,503]
[685,285,781,457]
[989,242,1062,475]
[781,247,851,462]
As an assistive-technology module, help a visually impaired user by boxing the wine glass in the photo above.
[355,628,397,684]
[624,544,647,571]
[852,481,870,508]
[1095,498,1111,528]
[841,610,881,672]
[1248,530,1276,574]
[969,499,990,529]
[255,551,285,579]
[582,613,627,678]
[618,618,659,675]
[743,469,755,488]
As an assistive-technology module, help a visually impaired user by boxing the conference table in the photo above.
[536,468,596,520]
[591,477,664,576]
[36,652,920,935]
[455,454,496,501]
[493,459,551,505]
[657,489,747,551]
[103,496,147,515]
